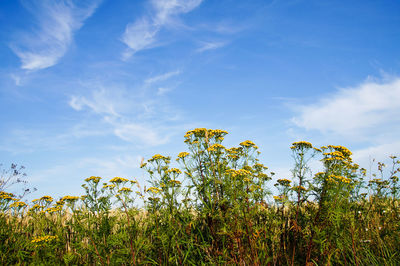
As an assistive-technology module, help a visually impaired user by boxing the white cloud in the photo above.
[113,123,169,146]
[69,82,184,146]
[11,0,101,70]
[196,41,227,53]
[69,89,121,117]
[292,77,400,138]
[121,0,202,58]
[145,70,181,84]
[157,87,172,96]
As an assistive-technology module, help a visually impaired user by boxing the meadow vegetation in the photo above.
[1,128,399,265]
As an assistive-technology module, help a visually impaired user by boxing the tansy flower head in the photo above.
[167,168,182,174]
[178,152,189,159]
[240,140,257,148]
[207,143,225,152]
[85,176,101,183]
[10,201,27,208]
[291,141,312,150]
[110,177,129,183]
[277,179,292,186]
[118,187,132,193]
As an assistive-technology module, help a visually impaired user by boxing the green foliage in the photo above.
[1,128,399,265]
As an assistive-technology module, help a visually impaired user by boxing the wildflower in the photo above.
[103,184,116,189]
[31,235,57,247]
[110,177,129,183]
[150,154,167,160]
[177,152,189,159]
[85,176,101,183]
[10,201,27,208]
[130,180,138,184]
[240,140,257,148]
[147,187,162,194]
[169,180,182,185]
[167,168,182,174]
[61,196,80,202]
[207,143,225,152]
[292,185,306,192]
[243,177,252,183]
[28,204,42,213]
[118,187,132,193]
[46,206,61,214]
[277,179,292,186]
[291,141,312,149]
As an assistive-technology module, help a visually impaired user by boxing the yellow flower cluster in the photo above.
[169,180,182,185]
[31,235,57,244]
[240,140,257,148]
[207,143,225,152]
[118,187,132,193]
[32,196,53,203]
[226,169,252,177]
[290,141,313,149]
[167,168,182,174]
[243,177,252,183]
[292,185,306,191]
[85,176,101,183]
[185,128,228,139]
[10,201,27,208]
[327,175,351,184]
[103,184,116,189]
[226,147,241,154]
[151,154,168,160]
[177,152,189,158]
[147,187,162,194]
[110,177,129,183]
[277,179,292,186]
[0,191,15,200]
[327,145,352,157]
[61,196,80,202]
[46,206,62,214]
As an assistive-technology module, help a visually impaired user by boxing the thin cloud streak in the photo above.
[145,70,181,84]
[121,0,202,59]
[11,0,101,70]
[196,41,227,53]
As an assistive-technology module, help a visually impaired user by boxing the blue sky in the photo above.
[1,0,400,200]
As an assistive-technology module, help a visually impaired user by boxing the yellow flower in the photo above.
[147,187,162,194]
[118,187,132,193]
[61,195,80,202]
[169,180,182,185]
[207,143,225,152]
[110,177,129,183]
[291,141,313,149]
[167,168,182,174]
[177,152,189,158]
[240,140,257,148]
[85,176,101,183]
[31,235,57,246]
[10,201,27,208]
[277,179,292,186]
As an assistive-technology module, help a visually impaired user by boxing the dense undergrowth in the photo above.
[1,128,399,265]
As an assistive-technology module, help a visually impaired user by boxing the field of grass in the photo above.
[1,128,399,265]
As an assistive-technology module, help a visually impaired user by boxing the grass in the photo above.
[1,128,399,265]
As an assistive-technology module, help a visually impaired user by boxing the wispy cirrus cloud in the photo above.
[145,70,181,84]
[292,77,400,139]
[121,0,202,59]
[11,0,101,71]
[68,79,185,146]
[196,41,227,53]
